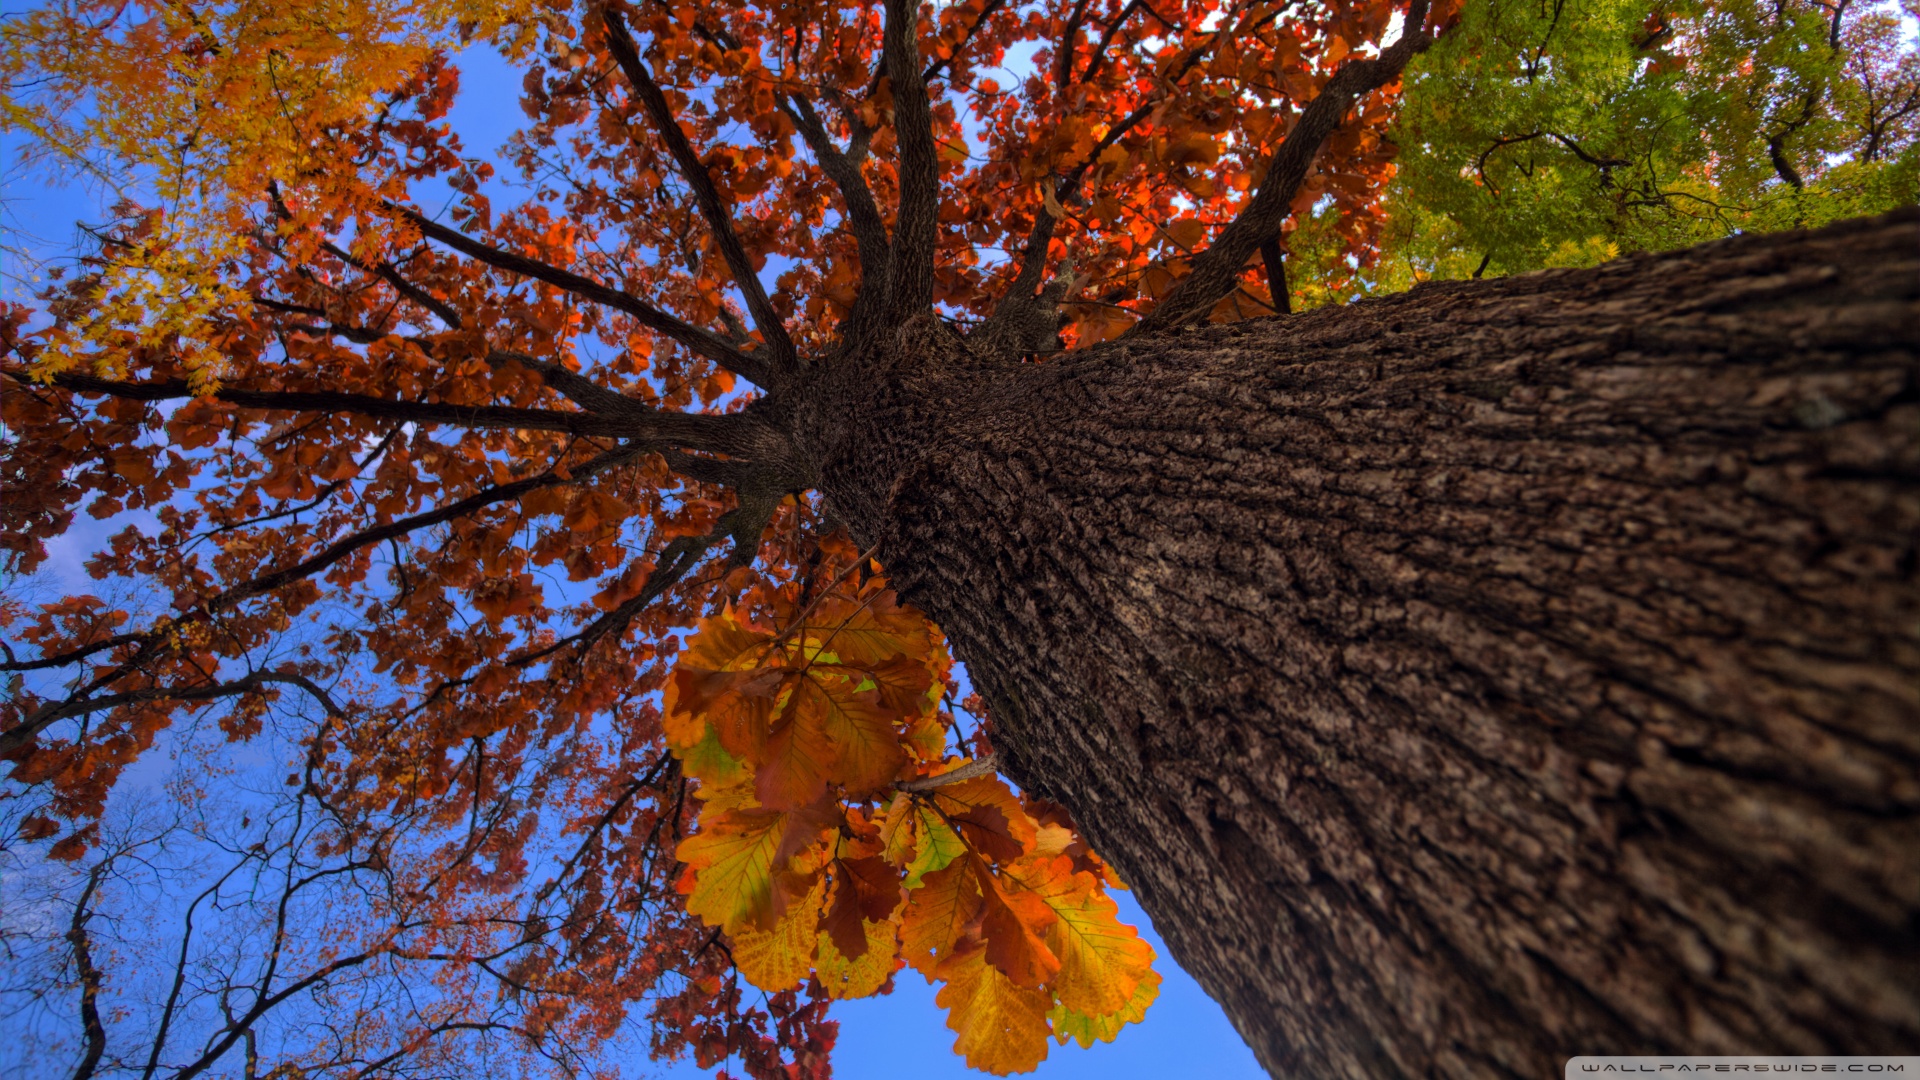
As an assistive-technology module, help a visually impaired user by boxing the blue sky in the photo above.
[0,28,1268,1080]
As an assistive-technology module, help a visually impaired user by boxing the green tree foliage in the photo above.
[1288,0,1919,300]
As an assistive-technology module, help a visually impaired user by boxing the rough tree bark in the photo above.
[814,209,1920,1077]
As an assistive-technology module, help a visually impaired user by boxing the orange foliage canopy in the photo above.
[0,0,1440,1072]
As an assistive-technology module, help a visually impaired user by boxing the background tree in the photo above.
[1285,0,1920,301]
[1,0,1916,1077]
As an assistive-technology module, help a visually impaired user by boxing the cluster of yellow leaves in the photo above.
[666,566,1157,1074]
[1,0,537,382]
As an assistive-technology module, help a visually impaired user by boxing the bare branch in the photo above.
[896,753,1000,792]
[4,670,342,759]
[600,5,799,377]
[67,862,109,1080]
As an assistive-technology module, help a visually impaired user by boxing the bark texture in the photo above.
[816,210,1920,1077]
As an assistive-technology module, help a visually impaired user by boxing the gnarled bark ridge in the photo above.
[820,209,1920,1077]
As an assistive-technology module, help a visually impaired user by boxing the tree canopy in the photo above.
[0,0,1912,1075]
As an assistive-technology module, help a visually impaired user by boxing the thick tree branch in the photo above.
[1131,0,1433,335]
[778,93,891,337]
[600,5,798,377]
[481,348,699,428]
[1055,0,1097,88]
[255,292,667,423]
[1077,0,1146,87]
[1260,237,1292,313]
[882,0,940,321]
[0,633,147,674]
[392,206,768,384]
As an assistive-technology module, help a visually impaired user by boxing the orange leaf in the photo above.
[972,855,1060,989]
[933,776,1036,863]
[901,860,985,977]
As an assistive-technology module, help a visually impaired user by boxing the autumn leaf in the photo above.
[1015,855,1155,1016]
[935,943,1055,1075]
[901,860,985,977]
[677,797,833,934]
[732,874,826,992]
[972,856,1061,989]
[816,913,900,1000]
[1049,967,1163,1049]
[933,776,1036,864]
[904,802,969,888]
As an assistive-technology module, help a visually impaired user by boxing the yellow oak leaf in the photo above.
[902,710,949,762]
[1017,855,1156,1016]
[1048,966,1162,1049]
[757,692,837,810]
[731,875,824,992]
[796,674,907,795]
[879,793,918,866]
[973,856,1061,989]
[676,723,749,786]
[934,944,1054,1075]
[805,588,936,667]
[814,915,899,1000]
[822,651,937,716]
[676,802,831,934]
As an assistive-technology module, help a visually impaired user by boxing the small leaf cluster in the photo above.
[665,542,1157,1075]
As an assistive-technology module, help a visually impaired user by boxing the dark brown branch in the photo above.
[482,348,686,427]
[209,443,644,613]
[5,670,342,759]
[1055,0,1097,88]
[531,752,674,906]
[0,632,147,674]
[1078,0,1145,87]
[1260,237,1292,314]
[547,491,779,668]
[882,0,940,321]
[255,293,666,424]
[921,0,1008,84]
[1131,0,1433,334]
[9,369,683,442]
[600,5,798,377]
[974,24,1225,356]
[67,862,109,1080]
[778,93,891,337]
[392,206,767,383]
[0,444,647,749]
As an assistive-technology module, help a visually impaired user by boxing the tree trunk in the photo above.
[817,210,1920,1078]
